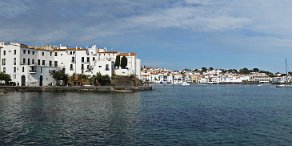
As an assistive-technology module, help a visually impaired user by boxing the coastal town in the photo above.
[0,41,290,87]
[141,66,291,85]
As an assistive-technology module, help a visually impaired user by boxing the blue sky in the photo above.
[1,0,292,72]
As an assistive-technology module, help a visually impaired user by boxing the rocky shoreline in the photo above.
[0,85,152,93]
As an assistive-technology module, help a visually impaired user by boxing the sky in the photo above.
[1,0,292,73]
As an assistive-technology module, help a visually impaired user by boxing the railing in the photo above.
[29,69,37,73]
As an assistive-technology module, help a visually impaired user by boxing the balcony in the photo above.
[29,66,37,73]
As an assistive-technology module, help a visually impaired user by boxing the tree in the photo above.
[252,68,259,72]
[239,68,250,74]
[99,75,111,86]
[90,72,102,86]
[0,72,11,85]
[114,55,121,68]
[259,70,275,77]
[121,56,128,69]
[50,68,68,86]
[90,72,111,86]
[209,67,214,71]
[231,69,238,74]
[201,67,207,72]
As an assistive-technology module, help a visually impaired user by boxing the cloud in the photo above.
[127,6,251,31]
[0,0,253,43]
[0,0,290,52]
[185,0,209,5]
[0,0,33,18]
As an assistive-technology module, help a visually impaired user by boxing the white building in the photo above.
[0,42,141,86]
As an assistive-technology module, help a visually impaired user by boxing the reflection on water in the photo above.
[0,92,142,145]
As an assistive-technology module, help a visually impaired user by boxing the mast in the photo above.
[285,58,288,83]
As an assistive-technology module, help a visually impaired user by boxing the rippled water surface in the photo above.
[1,85,292,145]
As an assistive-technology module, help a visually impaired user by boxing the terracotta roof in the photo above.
[142,74,150,76]
[119,52,136,56]
[99,51,119,54]
[53,48,86,51]
[34,48,53,51]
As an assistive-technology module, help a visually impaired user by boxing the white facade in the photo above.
[0,42,141,86]
[0,44,58,86]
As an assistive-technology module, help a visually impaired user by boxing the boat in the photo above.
[181,82,190,86]
[276,84,292,88]
[276,58,292,88]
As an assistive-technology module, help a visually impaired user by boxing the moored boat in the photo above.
[181,82,190,86]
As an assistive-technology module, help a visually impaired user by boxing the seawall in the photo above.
[0,86,152,93]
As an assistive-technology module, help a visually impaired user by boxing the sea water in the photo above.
[1,85,292,145]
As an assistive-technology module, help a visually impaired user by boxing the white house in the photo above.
[0,42,141,86]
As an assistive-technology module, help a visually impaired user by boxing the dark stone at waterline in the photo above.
[0,86,152,93]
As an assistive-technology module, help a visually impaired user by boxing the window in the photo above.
[32,51,35,55]
[42,52,45,56]
[14,58,16,65]
[72,57,75,62]
[50,52,52,56]
[22,67,24,72]
[54,61,58,67]
[93,57,95,61]
[70,64,73,70]
[2,59,5,65]
[28,59,30,65]
[87,57,90,62]
[23,50,26,54]
[14,50,16,55]
[32,59,34,64]
[105,64,109,71]
[23,58,26,64]
[70,51,72,55]
[55,52,58,56]
[14,67,16,73]
[87,65,89,69]
[81,64,84,70]
[3,67,6,73]
[38,59,40,65]
[3,50,6,56]
[28,50,30,54]
[42,60,45,65]
[49,61,52,67]
[81,57,84,62]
